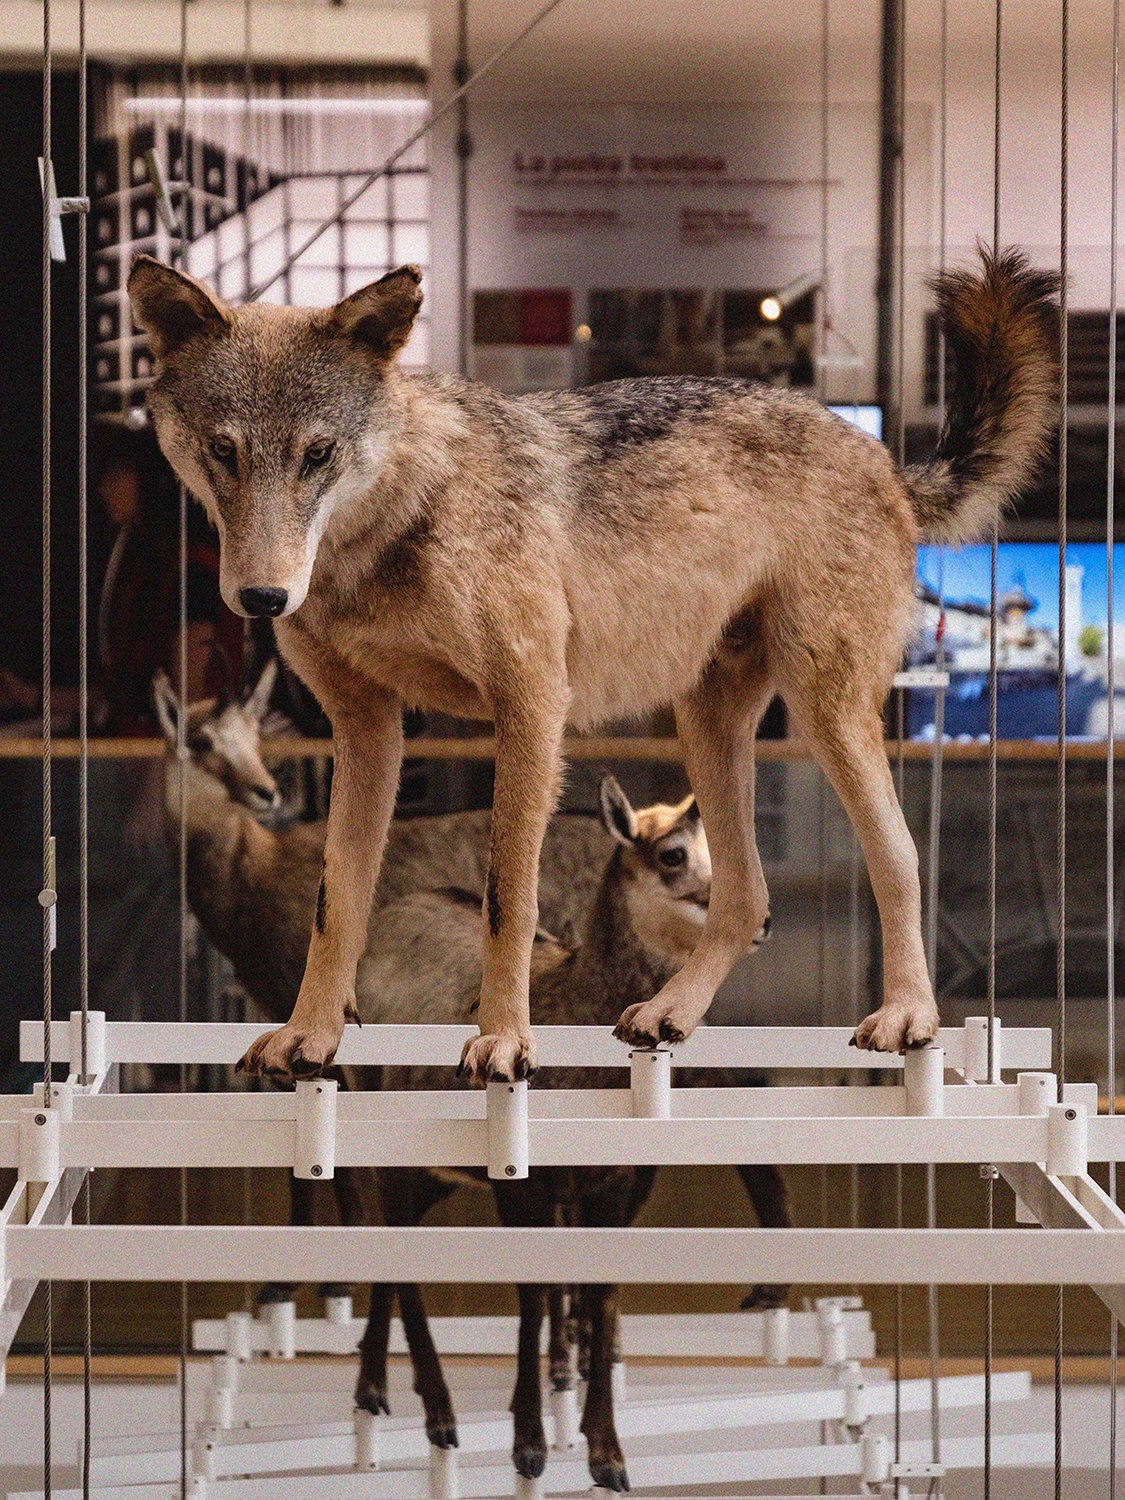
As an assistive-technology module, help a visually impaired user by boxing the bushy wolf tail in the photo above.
[905,246,1059,544]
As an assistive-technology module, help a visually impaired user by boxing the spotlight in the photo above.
[759,272,822,322]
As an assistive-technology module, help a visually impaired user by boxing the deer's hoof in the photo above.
[353,1380,390,1417]
[427,1418,459,1450]
[590,1457,630,1492]
[513,1440,547,1478]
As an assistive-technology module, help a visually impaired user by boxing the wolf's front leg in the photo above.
[459,673,567,1085]
[238,693,404,1080]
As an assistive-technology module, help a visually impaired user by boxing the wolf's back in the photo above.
[905,247,1059,544]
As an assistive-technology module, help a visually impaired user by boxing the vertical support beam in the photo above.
[486,1080,529,1181]
[630,1048,671,1118]
[904,1046,944,1117]
[354,1406,381,1470]
[550,1385,580,1450]
[764,1306,791,1366]
[293,1078,337,1181]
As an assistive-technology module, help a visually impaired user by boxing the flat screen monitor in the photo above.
[906,542,1123,741]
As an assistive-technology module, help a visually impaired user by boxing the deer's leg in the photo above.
[777,652,937,1053]
[579,1283,626,1492]
[398,1283,458,1449]
[459,661,568,1084]
[354,1169,457,1437]
[737,1162,791,1310]
[616,643,774,1046]
[492,1183,551,1478]
[548,1286,575,1391]
[239,693,404,1080]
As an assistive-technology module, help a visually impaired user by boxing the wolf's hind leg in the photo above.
[615,642,774,1047]
[778,655,937,1053]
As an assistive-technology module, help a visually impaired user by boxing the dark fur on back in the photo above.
[906,246,1059,542]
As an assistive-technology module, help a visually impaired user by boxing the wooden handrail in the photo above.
[0,735,1122,763]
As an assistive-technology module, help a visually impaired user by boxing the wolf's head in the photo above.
[127,258,423,619]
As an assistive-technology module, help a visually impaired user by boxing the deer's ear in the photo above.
[324,265,423,361]
[128,256,231,360]
[244,656,278,720]
[599,775,638,846]
[152,670,180,742]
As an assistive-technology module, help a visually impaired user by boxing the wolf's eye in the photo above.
[209,435,237,472]
[658,846,687,869]
[301,440,335,476]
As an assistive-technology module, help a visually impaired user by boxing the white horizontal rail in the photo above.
[0,1082,1025,1124]
[88,1374,1029,1485]
[19,1020,1053,1072]
[1,1111,1113,1169]
[191,1308,873,1359]
[9,1226,1125,1284]
[8,1433,1058,1500]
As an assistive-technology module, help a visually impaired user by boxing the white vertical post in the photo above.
[486,1080,529,1181]
[354,1407,381,1469]
[862,1431,891,1485]
[763,1306,790,1366]
[841,1361,868,1431]
[326,1293,353,1325]
[205,1355,237,1429]
[19,1106,61,1184]
[1018,1071,1057,1117]
[611,1358,627,1402]
[1047,1102,1088,1177]
[294,1078,337,1181]
[515,1475,545,1500]
[817,1300,847,1368]
[1015,1072,1057,1221]
[550,1385,580,1450]
[963,1015,1002,1082]
[192,1436,217,1482]
[266,1299,297,1359]
[429,1443,460,1499]
[225,1310,253,1362]
[630,1048,671,1117]
[69,1009,106,1080]
[903,1045,945,1116]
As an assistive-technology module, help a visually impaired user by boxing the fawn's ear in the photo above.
[128,256,231,361]
[243,656,278,720]
[677,794,701,826]
[152,670,180,742]
[599,775,639,846]
[324,265,423,361]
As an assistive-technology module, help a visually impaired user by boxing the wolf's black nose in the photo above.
[240,586,288,617]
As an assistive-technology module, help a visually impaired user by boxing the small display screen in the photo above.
[906,542,1124,741]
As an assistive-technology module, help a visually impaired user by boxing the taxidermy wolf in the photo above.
[127,247,1057,1083]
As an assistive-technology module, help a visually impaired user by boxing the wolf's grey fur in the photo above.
[128,247,1058,1084]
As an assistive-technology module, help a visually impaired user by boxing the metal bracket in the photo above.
[38,159,89,263]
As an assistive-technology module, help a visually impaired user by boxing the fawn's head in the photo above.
[598,776,711,963]
[127,257,423,621]
[152,658,280,816]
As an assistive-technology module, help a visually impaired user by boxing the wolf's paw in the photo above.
[236,1015,344,1082]
[457,1030,536,1085]
[614,996,698,1049]
[851,998,940,1054]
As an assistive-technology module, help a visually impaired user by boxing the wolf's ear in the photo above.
[325,265,423,361]
[599,775,639,846]
[127,256,231,361]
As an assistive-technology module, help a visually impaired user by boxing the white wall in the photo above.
[428,0,1124,411]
